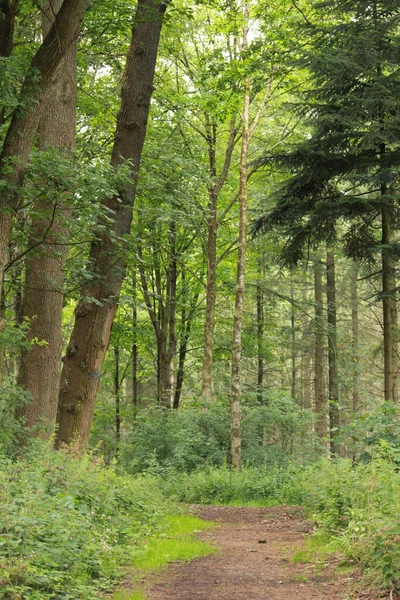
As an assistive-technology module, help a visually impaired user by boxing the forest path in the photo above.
[147,505,380,600]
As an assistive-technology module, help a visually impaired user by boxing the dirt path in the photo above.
[149,505,390,600]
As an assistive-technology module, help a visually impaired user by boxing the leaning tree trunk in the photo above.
[17,0,77,435]
[55,0,168,448]
[326,251,339,455]
[0,0,91,291]
[314,259,327,444]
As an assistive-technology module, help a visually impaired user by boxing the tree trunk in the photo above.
[230,56,250,472]
[391,272,398,402]
[0,0,18,124]
[256,253,264,404]
[0,0,90,290]
[314,259,327,443]
[326,251,339,455]
[55,0,167,448]
[202,117,238,402]
[290,283,296,401]
[350,262,360,412]
[382,206,393,401]
[17,0,77,435]
[132,267,138,412]
[114,343,121,457]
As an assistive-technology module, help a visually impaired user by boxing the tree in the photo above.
[16,0,78,435]
[0,0,91,290]
[56,0,168,448]
[255,0,400,402]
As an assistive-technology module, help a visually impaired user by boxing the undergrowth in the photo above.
[0,444,169,600]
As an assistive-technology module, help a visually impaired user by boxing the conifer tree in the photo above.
[256,0,400,401]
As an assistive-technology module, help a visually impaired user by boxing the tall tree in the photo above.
[0,0,91,290]
[314,259,327,443]
[17,0,77,435]
[326,251,339,454]
[56,0,168,448]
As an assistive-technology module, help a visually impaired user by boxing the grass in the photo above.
[133,514,215,571]
[112,513,216,599]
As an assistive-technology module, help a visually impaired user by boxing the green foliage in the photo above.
[119,396,317,474]
[338,401,400,464]
[0,446,169,599]
[296,459,400,592]
[161,463,304,505]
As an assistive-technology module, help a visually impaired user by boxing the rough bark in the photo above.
[55,0,167,448]
[326,251,339,455]
[0,0,91,289]
[17,0,77,435]
[314,259,327,443]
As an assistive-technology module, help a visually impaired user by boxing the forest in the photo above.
[0,0,399,598]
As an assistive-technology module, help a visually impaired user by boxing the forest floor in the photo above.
[131,505,397,600]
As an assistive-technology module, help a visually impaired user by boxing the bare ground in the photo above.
[146,505,396,600]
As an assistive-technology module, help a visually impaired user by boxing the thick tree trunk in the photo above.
[350,262,360,412]
[230,80,250,471]
[17,0,77,435]
[0,0,90,289]
[55,0,167,448]
[314,259,327,443]
[326,251,339,455]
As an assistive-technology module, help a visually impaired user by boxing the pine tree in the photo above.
[256,0,400,401]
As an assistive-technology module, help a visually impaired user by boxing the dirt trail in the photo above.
[149,505,390,600]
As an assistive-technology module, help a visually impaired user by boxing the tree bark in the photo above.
[55,0,168,448]
[290,283,296,401]
[230,39,250,471]
[0,0,18,125]
[0,0,91,289]
[314,259,327,443]
[17,0,77,435]
[326,251,339,455]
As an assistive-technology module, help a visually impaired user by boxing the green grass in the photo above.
[290,532,341,565]
[112,513,216,599]
[133,514,215,571]
[113,592,147,600]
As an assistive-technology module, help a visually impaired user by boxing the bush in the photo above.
[297,459,400,592]
[119,395,318,474]
[0,445,168,599]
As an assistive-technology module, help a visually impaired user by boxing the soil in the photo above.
[146,505,396,600]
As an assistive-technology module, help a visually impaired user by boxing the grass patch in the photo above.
[113,592,147,600]
[290,532,341,565]
[133,514,215,571]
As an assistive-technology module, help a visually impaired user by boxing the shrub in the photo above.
[0,445,168,599]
